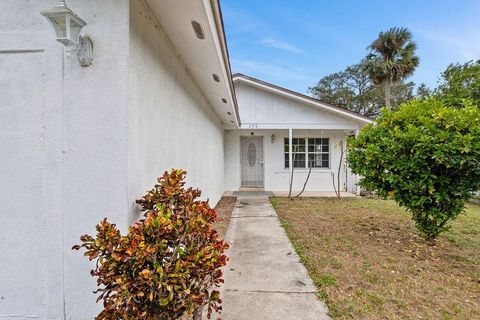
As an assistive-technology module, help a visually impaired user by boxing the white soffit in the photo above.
[145,0,239,126]
[233,74,373,124]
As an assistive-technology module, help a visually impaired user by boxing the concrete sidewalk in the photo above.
[218,196,330,320]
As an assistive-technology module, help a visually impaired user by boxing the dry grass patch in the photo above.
[214,196,236,238]
[272,197,480,320]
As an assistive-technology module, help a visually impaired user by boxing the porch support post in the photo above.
[355,128,361,195]
[289,128,293,186]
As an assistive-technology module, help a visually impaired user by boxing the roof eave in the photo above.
[210,0,241,127]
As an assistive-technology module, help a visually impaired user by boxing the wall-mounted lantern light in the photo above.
[271,134,275,144]
[41,1,93,67]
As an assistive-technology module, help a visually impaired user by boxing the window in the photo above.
[284,137,329,168]
[284,138,305,168]
[308,138,329,168]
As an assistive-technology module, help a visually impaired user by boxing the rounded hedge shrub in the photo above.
[73,169,229,319]
[347,99,480,239]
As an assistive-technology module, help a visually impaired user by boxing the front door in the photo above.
[241,136,264,187]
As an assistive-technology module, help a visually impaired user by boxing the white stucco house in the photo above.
[226,74,371,194]
[0,0,371,319]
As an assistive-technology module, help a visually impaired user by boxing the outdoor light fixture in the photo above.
[271,134,275,144]
[41,1,93,67]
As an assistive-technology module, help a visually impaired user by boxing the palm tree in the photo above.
[364,27,419,109]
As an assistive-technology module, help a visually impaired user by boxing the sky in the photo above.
[221,0,480,93]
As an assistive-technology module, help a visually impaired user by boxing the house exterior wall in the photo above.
[225,81,363,193]
[235,82,361,129]
[224,129,351,192]
[0,1,130,319]
[0,1,226,318]
[127,0,225,212]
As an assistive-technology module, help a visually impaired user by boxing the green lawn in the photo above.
[272,197,480,320]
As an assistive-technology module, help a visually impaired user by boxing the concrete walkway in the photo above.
[219,196,330,320]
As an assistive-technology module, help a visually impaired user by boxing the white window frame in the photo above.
[284,137,330,169]
[284,137,305,169]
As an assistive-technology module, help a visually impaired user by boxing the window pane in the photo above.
[296,153,305,160]
[316,154,323,167]
[307,154,321,168]
[307,138,329,152]
[308,154,315,167]
[294,153,305,168]
[50,16,67,38]
[247,142,256,167]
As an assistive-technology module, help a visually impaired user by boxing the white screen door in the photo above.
[241,136,264,187]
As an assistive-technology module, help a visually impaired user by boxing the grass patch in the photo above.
[273,197,480,320]
[314,274,338,287]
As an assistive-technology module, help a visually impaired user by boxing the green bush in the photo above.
[73,169,229,319]
[347,99,480,239]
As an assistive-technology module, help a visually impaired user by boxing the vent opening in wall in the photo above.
[222,98,227,103]
[212,74,220,82]
[191,21,205,39]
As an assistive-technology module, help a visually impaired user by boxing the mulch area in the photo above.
[214,196,236,238]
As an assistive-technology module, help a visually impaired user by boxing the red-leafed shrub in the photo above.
[73,169,229,320]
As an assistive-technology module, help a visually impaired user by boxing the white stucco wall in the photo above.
[1,1,228,318]
[0,1,129,319]
[224,129,350,192]
[127,0,225,212]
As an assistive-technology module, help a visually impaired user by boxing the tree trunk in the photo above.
[384,78,391,109]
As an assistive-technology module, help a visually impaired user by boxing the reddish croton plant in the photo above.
[73,169,229,320]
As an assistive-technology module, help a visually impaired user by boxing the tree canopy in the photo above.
[308,60,415,118]
[363,27,420,109]
[435,59,480,107]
